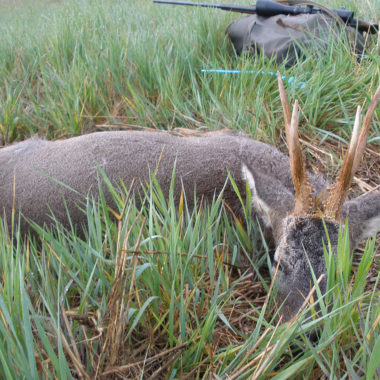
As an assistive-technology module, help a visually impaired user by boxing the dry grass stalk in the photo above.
[60,304,84,373]
[100,342,188,377]
[49,321,90,379]
[97,212,145,373]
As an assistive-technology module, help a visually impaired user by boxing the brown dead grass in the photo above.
[45,265,270,379]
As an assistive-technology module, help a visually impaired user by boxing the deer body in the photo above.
[1,80,379,322]
[0,129,325,235]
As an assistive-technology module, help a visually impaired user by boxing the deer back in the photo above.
[0,129,327,234]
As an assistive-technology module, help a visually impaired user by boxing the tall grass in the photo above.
[0,176,379,378]
[0,0,379,141]
[0,0,379,377]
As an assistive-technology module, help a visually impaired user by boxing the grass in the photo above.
[0,0,379,378]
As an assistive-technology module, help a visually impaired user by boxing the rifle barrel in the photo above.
[153,0,378,34]
[153,0,257,14]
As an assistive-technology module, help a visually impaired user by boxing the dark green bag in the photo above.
[226,13,366,65]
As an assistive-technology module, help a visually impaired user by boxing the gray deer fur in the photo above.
[1,106,379,322]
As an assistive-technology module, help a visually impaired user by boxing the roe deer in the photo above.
[0,77,379,321]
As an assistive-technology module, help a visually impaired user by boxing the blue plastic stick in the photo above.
[201,69,306,89]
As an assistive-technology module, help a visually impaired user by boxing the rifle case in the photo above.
[226,13,366,65]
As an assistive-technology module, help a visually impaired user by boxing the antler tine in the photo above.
[352,86,380,174]
[277,72,291,129]
[278,73,314,215]
[287,100,314,215]
[324,86,380,220]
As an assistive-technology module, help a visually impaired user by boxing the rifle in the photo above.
[153,0,378,34]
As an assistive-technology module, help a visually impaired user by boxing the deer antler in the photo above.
[324,86,380,220]
[352,86,380,175]
[278,73,292,129]
[278,73,314,216]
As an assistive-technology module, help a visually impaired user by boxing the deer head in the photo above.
[243,76,380,322]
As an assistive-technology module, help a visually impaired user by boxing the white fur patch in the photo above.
[241,164,272,227]
[241,164,257,197]
[363,216,380,239]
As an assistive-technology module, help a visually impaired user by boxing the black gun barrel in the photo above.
[256,1,353,22]
[153,0,378,34]
[153,0,257,14]
[153,0,353,20]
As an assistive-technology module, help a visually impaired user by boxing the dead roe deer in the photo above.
[1,76,379,321]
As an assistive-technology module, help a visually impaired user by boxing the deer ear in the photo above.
[342,191,380,247]
[241,164,295,242]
